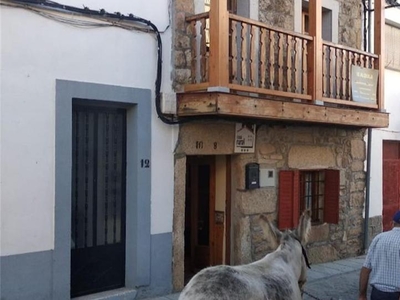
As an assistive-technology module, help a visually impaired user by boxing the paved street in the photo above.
[303,255,368,300]
[145,255,369,300]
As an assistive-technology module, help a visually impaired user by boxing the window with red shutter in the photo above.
[279,169,340,227]
[278,170,300,230]
[323,169,340,224]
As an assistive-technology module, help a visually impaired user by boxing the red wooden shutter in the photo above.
[324,169,340,224]
[278,170,300,230]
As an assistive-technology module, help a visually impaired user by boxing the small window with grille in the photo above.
[300,170,325,224]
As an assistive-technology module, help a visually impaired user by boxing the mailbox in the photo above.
[245,163,260,189]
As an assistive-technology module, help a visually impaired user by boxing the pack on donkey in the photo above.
[179,210,312,300]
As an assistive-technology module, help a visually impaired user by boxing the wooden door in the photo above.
[382,141,400,231]
[185,156,217,280]
[71,105,126,297]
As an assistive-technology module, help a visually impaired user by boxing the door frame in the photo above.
[225,156,232,264]
[184,155,231,278]
[188,156,216,268]
[54,80,151,298]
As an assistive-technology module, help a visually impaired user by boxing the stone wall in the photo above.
[259,0,294,30]
[174,122,367,267]
[172,155,186,291]
[230,125,367,264]
[337,0,362,48]
[172,0,194,92]
[367,215,383,246]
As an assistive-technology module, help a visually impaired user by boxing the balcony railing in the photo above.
[321,42,379,108]
[184,1,384,111]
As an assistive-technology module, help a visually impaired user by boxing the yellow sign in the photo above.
[351,65,378,104]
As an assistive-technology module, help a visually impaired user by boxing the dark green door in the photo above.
[71,104,127,297]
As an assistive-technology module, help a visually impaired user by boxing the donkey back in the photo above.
[179,211,311,300]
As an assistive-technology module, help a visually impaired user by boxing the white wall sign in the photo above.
[351,65,379,104]
[234,123,256,153]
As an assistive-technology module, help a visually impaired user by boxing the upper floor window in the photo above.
[302,10,309,35]
[385,23,400,71]
[203,0,238,47]
[296,0,339,43]
[204,0,210,11]
[204,0,237,13]
[278,169,340,229]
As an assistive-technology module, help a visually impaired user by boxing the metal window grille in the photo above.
[300,170,325,223]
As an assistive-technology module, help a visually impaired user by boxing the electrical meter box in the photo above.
[245,163,260,189]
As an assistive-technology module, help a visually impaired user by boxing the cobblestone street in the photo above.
[146,255,369,300]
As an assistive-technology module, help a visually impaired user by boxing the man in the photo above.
[359,210,400,300]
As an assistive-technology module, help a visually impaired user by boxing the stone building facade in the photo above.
[173,123,367,287]
[171,0,368,292]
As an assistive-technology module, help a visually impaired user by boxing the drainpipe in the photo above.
[364,135,372,252]
[363,0,373,252]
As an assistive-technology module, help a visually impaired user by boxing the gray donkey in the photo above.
[179,211,312,300]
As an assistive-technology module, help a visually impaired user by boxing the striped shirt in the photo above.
[363,227,400,293]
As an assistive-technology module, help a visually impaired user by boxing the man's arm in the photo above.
[359,266,371,300]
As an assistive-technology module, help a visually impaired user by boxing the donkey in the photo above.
[179,211,312,300]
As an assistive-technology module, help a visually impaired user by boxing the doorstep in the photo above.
[72,288,137,300]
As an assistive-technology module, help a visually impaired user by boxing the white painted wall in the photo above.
[0,0,176,256]
[0,4,3,258]
[368,69,400,217]
[367,6,400,218]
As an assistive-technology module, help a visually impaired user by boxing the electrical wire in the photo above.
[0,2,139,30]
[2,0,182,124]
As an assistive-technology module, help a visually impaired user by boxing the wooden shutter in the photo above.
[324,169,340,224]
[278,170,300,230]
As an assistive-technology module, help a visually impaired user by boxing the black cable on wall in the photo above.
[7,0,181,124]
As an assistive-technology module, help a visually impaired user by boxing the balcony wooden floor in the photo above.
[177,92,389,128]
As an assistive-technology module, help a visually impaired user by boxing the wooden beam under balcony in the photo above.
[177,93,389,128]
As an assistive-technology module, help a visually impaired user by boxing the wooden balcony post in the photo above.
[209,0,230,88]
[308,0,323,101]
[374,0,385,111]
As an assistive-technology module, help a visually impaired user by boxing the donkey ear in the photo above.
[259,214,282,246]
[295,210,311,244]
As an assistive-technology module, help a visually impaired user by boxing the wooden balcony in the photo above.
[177,0,389,128]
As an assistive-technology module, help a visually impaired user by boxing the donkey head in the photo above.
[260,210,311,247]
[293,210,312,289]
[295,210,312,245]
[260,211,312,290]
